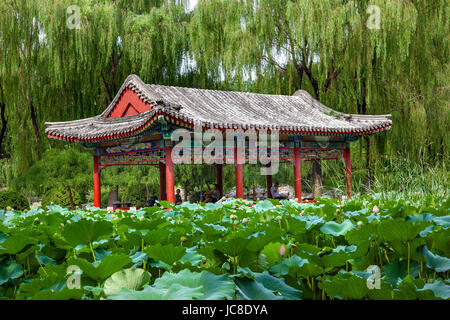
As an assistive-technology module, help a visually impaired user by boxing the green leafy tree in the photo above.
[13,147,92,208]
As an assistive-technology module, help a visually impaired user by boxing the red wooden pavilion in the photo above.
[45,75,391,207]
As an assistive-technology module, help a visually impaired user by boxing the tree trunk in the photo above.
[102,49,123,105]
[312,160,322,198]
[107,186,119,207]
[183,181,188,202]
[357,78,373,191]
[253,186,256,201]
[29,101,41,160]
[0,101,6,155]
[17,66,42,160]
[145,184,149,201]
[67,185,75,210]
[0,83,6,155]
[365,136,374,191]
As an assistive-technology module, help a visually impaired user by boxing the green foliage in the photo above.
[12,147,92,201]
[119,184,148,208]
[0,260,23,285]
[0,194,448,300]
[0,0,448,202]
[62,219,113,246]
[103,268,151,296]
[41,186,82,209]
[0,190,29,210]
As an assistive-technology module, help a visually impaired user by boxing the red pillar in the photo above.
[293,148,302,201]
[159,161,167,201]
[165,146,175,203]
[235,147,244,199]
[344,146,352,198]
[266,164,273,198]
[216,164,223,197]
[93,155,101,208]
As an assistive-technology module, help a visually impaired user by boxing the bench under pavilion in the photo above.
[45,75,392,207]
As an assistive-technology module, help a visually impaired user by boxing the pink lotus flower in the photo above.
[373,205,379,215]
[279,244,286,256]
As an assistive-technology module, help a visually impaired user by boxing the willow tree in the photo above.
[0,0,447,199]
[0,1,47,173]
[0,0,192,189]
[0,82,6,157]
[188,0,446,195]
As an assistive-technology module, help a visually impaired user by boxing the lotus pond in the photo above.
[0,194,449,300]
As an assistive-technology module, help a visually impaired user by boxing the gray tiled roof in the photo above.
[45,74,391,142]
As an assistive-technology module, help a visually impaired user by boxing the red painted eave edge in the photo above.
[46,112,392,143]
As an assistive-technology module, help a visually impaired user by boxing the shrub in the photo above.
[41,186,82,209]
[0,190,30,211]
[188,190,207,203]
[120,184,149,208]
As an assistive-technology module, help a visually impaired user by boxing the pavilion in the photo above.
[45,75,392,207]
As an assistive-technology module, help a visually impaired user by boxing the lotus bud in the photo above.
[300,211,305,216]
[4,213,8,217]
[357,221,363,228]
[279,244,286,256]
[168,217,172,221]
[180,236,187,242]
[230,214,237,220]
[242,218,249,224]
[290,243,297,249]
[276,215,282,222]
[373,205,379,215]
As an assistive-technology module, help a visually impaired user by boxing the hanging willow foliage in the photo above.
[189,0,448,185]
[0,0,448,192]
[0,0,191,181]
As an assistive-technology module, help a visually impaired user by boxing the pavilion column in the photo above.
[93,155,101,208]
[165,146,175,203]
[293,147,302,201]
[216,164,223,198]
[234,147,244,199]
[344,146,352,198]
[266,163,273,198]
[159,161,167,201]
